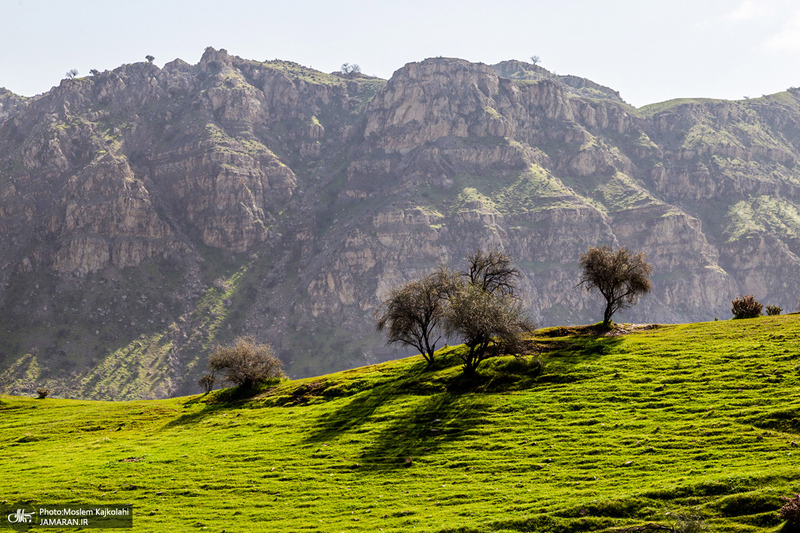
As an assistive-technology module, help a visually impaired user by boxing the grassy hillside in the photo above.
[2,316,800,532]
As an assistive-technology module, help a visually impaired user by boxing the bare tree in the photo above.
[208,336,285,388]
[464,248,520,297]
[65,69,79,80]
[577,245,653,328]
[377,248,533,374]
[530,55,541,67]
[444,283,533,374]
[376,267,460,364]
[445,249,533,374]
[198,373,215,393]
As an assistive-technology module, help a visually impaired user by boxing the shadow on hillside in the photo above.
[537,333,623,358]
[302,385,391,443]
[161,385,266,429]
[356,392,490,470]
[161,404,221,428]
[301,373,438,444]
[301,349,551,459]
[533,334,623,385]
[164,333,612,435]
[299,351,473,442]
[302,356,520,470]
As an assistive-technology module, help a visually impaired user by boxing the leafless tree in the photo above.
[198,373,215,393]
[208,336,285,388]
[445,249,533,373]
[65,69,79,80]
[577,246,653,328]
[378,248,533,374]
[376,267,460,364]
[530,55,541,66]
[444,283,533,374]
[464,248,520,297]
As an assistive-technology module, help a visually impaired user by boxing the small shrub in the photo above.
[766,305,782,316]
[198,373,215,394]
[672,510,707,533]
[731,295,763,319]
[36,387,50,399]
[208,336,285,388]
[780,495,800,527]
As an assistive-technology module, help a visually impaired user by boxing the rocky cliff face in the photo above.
[1,50,799,399]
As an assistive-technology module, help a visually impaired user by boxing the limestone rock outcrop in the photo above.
[1,51,800,399]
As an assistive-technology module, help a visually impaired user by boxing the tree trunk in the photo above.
[462,345,478,374]
[424,335,438,364]
[603,303,614,328]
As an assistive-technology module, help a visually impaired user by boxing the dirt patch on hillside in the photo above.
[536,323,663,338]
[603,323,663,336]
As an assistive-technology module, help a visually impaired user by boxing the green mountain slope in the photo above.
[2,316,800,532]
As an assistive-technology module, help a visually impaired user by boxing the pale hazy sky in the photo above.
[2,0,800,108]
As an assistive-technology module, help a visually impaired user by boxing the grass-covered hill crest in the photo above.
[3,314,800,532]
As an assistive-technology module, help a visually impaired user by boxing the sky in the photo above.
[2,0,800,108]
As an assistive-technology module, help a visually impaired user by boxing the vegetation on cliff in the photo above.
[1,49,800,399]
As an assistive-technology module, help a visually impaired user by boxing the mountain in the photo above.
[1,47,799,399]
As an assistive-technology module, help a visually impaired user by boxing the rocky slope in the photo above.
[1,49,799,399]
[0,88,27,122]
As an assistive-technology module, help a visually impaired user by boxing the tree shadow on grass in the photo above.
[356,391,491,471]
[302,349,550,464]
[538,332,624,357]
[161,383,273,429]
[529,334,622,387]
[537,330,622,361]
[302,385,393,443]
[302,356,524,471]
[162,333,605,437]
[301,356,455,445]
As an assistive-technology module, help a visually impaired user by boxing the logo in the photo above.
[3,503,133,529]
[7,508,34,524]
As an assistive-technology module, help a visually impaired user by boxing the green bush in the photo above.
[732,295,763,319]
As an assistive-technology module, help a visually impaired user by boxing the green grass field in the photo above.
[2,315,800,532]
